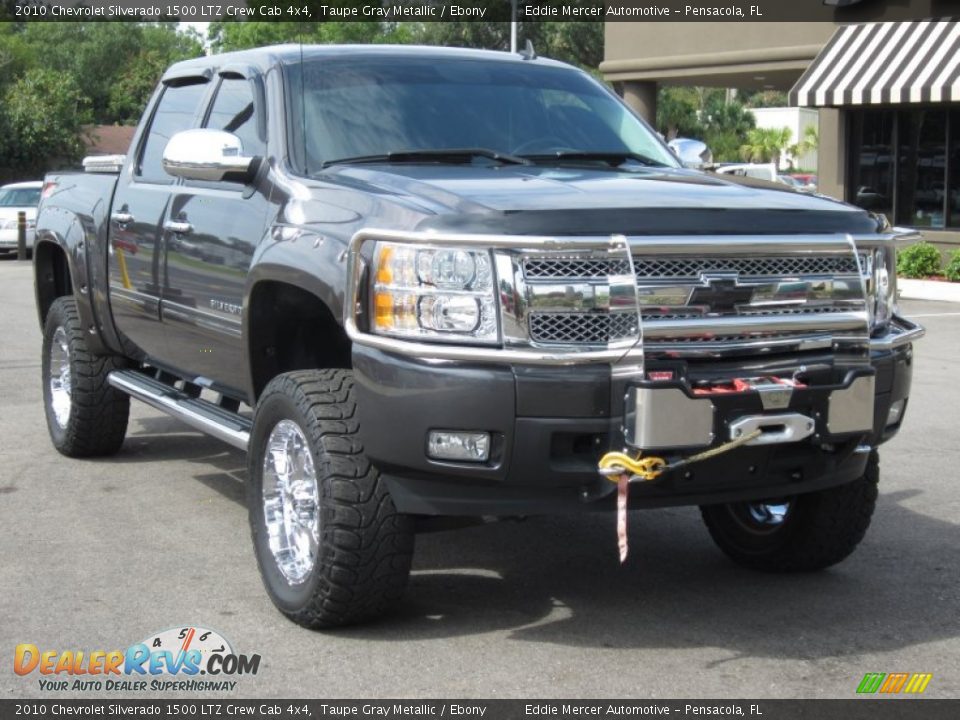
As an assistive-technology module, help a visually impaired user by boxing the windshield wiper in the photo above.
[519,151,669,168]
[321,148,532,169]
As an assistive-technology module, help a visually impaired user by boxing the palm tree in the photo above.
[740,127,793,167]
[788,125,819,164]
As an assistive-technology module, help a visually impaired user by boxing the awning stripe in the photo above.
[790,20,960,107]
[912,23,959,103]
[833,23,887,106]
[889,22,941,104]
[868,22,916,105]
[792,25,858,107]
[945,60,960,102]
[929,25,960,102]
[846,22,897,105]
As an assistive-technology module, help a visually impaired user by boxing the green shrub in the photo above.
[897,241,942,278]
[945,250,960,282]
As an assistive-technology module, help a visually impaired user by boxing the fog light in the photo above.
[886,399,906,427]
[427,431,491,462]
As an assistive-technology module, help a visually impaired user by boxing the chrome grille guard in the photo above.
[343,229,923,367]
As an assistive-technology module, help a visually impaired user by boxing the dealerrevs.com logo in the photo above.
[14,626,261,692]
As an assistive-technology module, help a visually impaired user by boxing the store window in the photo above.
[950,109,960,228]
[849,107,957,229]
[849,110,894,223]
[897,109,946,229]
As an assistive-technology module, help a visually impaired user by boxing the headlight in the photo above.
[862,244,897,333]
[370,242,498,343]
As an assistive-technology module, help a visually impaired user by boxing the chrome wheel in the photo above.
[746,502,791,527]
[48,326,72,429]
[261,419,320,584]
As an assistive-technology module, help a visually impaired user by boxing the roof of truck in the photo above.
[162,44,574,83]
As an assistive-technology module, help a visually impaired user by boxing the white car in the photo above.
[0,181,42,256]
[714,163,779,182]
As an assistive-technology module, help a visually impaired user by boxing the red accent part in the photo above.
[692,375,806,396]
[647,370,675,381]
[617,475,629,563]
[41,181,57,200]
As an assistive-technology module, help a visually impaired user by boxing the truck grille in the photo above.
[512,236,871,356]
[529,311,638,344]
[523,254,866,280]
[523,257,632,279]
[631,255,865,279]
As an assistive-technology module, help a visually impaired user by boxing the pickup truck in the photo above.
[34,45,924,629]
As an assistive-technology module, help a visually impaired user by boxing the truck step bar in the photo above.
[107,370,250,451]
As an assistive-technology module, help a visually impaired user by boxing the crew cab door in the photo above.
[108,78,210,360]
[159,72,270,397]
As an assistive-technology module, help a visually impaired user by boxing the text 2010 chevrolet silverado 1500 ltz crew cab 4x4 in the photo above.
[34,45,924,628]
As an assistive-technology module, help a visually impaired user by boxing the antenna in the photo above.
[520,39,536,61]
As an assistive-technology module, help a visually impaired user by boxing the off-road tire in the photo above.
[700,451,879,572]
[41,296,129,457]
[248,369,414,628]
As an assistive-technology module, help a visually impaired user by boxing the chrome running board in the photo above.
[107,370,250,451]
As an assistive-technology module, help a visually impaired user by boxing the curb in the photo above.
[899,278,960,303]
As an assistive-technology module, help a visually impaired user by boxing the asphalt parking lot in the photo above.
[1,256,958,700]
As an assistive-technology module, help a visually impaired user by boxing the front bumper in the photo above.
[352,318,919,517]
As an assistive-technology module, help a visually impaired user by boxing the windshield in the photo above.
[0,188,40,207]
[286,56,677,173]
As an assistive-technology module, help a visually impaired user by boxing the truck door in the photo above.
[159,72,270,397]
[108,78,210,361]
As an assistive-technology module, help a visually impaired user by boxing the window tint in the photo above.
[0,188,41,206]
[138,82,207,184]
[286,58,676,174]
[206,77,264,158]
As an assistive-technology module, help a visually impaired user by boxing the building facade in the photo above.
[602,7,960,248]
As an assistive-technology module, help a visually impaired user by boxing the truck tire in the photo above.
[700,451,879,572]
[248,369,414,628]
[41,296,130,457]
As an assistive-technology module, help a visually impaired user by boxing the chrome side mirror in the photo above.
[162,129,257,183]
[667,138,713,170]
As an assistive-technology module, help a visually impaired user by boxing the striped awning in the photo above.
[790,20,960,107]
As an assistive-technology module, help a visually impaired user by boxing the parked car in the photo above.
[715,163,779,182]
[0,181,42,256]
[34,45,923,628]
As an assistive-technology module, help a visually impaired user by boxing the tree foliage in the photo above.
[208,20,603,70]
[0,22,203,180]
[656,86,757,162]
[0,68,91,177]
[740,126,793,166]
[788,124,819,161]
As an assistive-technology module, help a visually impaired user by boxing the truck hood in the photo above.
[322,164,880,236]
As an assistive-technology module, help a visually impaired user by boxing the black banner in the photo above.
[2,700,960,720]
[0,0,954,23]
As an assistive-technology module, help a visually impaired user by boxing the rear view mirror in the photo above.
[667,138,713,170]
[162,129,257,183]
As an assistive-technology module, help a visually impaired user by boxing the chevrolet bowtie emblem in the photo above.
[688,276,755,313]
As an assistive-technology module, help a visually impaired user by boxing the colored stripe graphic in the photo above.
[858,672,932,694]
[903,674,933,694]
[857,673,886,693]
[880,673,910,693]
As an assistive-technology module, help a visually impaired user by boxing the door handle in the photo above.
[164,220,193,235]
[111,212,134,225]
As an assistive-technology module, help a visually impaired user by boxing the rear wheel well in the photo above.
[35,241,73,325]
[248,281,352,401]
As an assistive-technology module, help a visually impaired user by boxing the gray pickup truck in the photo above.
[34,45,923,628]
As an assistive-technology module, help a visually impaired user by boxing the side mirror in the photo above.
[667,138,713,170]
[162,129,257,183]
